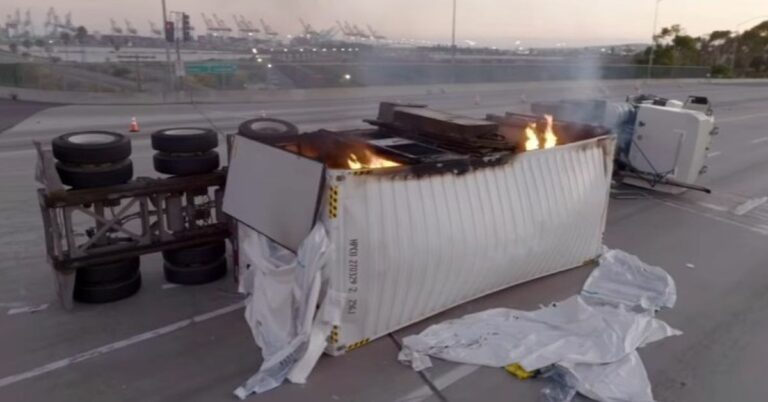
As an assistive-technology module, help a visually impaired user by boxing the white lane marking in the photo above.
[161,283,180,290]
[697,202,729,212]
[733,196,768,216]
[707,151,722,158]
[7,304,49,315]
[396,364,481,402]
[685,263,695,269]
[751,137,768,144]
[656,200,768,235]
[718,112,768,123]
[0,301,244,389]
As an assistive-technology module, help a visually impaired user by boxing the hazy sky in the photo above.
[4,0,768,47]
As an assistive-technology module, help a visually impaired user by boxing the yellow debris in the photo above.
[504,363,536,380]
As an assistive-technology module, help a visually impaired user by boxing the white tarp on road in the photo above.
[398,249,681,402]
[581,248,677,312]
[234,224,336,399]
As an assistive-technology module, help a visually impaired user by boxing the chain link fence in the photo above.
[0,60,710,94]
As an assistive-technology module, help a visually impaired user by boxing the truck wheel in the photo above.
[56,159,133,189]
[52,131,131,164]
[153,151,219,176]
[151,128,218,154]
[76,257,140,285]
[162,241,225,266]
[164,257,227,285]
[238,118,299,140]
[73,271,142,303]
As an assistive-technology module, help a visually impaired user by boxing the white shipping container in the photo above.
[226,133,616,355]
[323,136,615,353]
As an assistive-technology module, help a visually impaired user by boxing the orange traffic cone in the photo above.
[129,117,140,133]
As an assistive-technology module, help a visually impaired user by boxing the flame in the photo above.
[523,115,558,151]
[543,114,558,149]
[524,122,540,151]
[347,150,400,170]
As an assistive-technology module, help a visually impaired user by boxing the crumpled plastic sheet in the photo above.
[581,248,676,312]
[548,351,655,402]
[233,224,333,399]
[398,248,681,402]
[398,296,679,370]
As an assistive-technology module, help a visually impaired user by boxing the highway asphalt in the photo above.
[1,80,768,401]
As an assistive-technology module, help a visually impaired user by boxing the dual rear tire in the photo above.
[52,131,133,188]
[74,257,142,303]
[151,128,220,176]
[162,240,228,285]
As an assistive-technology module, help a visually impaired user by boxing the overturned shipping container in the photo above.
[224,103,616,355]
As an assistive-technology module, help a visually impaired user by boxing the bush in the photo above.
[111,66,132,78]
[710,64,732,78]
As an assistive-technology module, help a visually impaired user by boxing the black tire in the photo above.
[238,118,299,140]
[162,240,225,266]
[73,271,142,303]
[153,151,219,176]
[52,131,131,164]
[56,159,133,189]
[151,127,218,154]
[164,257,227,285]
[76,257,140,285]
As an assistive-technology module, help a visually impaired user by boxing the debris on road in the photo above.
[7,303,49,315]
[540,351,655,402]
[732,196,768,216]
[505,363,536,380]
[581,249,676,312]
[398,249,681,402]
[234,225,334,399]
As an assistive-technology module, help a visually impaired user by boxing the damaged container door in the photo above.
[223,135,326,252]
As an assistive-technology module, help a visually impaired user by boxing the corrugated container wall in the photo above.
[321,136,616,354]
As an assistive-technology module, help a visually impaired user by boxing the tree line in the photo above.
[635,21,768,77]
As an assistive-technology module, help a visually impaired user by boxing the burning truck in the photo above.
[224,102,616,394]
[18,4,722,394]
[530,94,717,194]
[38,98,710,394]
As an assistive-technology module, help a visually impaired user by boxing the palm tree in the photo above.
[74,26,88,44]
[21,39,32,59]
[74,26,88,62]
[60,32,72,62]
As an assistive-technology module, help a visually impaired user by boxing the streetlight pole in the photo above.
[646,0,662,80]
[161,0,173,92]
[451,0,457,83]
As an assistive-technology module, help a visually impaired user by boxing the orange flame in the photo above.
[543,114,557,149]
[347,150,400,170]
[524,122,539,151]
[523,115,558,151]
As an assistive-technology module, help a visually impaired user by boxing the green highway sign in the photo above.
[209,64,238,74]
[185,63,238,75]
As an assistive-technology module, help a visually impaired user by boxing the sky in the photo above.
[3,0,768,47]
